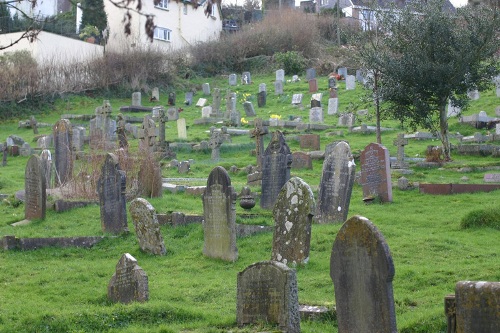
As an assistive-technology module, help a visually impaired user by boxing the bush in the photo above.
[274,51,307,75]
[460,207,500,230]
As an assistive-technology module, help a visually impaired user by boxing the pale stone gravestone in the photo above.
[166,107,179,121]
[308,79,318,93]
[202,82,210,95]
[291,94,303,105]
[237,261,300,333]
[260,131,292,209]
[129,198,166,255]
[328,98,338,115]
[226,92,237,113]
[202,166,238,262]
[309,107,323,123]
[292,75,299,82]
[196,98,207,107]
[53,119,73,186]
[337,67,347,78]
[243,101,256,117]
[315,141,356,224]
[275,80,284,95]
[271,177,315,266]
[132,92,141,106]
[72,126,86,152]
[291,152,312,169]
[242,71,251,84]
[90,100,116,149]
[276,69,285,82]
[259,83,266,93]
[467,89,480,100]
[20,142,32,156]
[212,88,222,115]
[346,112,356,127]
[447,100,461,117]
[40,149,52,189]
[137,157,162,198]
[360,143,393,202]
[138,116,158,153]
[98,153,128,234]
[201,106,212,118]
[356,69,364,82]
[299,134,320,150]
[392,133,409,169]
[257,91,266,107]
[455,281,500,333]
[331,215,397,333]
[306,68,316,80]
[484,173,500,183]
[345,75,356,90]
[108,253,148,303]
[168,92,176,105]
[177,118,187,140]
[185,91,193,105]
[25,155,46,220]
[229,73,237,86]
[37,135,51,149]
[151,87,160,101]
[250,118,269,170]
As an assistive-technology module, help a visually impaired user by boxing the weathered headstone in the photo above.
[257,91,266,107]
[243,101,256,117]
[129,198,166,255]
[209,130,223,161]
[168,92,176,105]
[196,98,207,107]
[337,67,347,78]
[116,114,128,149]
[167,107,179,121]
[229,73,237,86]
[299,134,320,150]
[53,119,73,186]
[346,75,356,90]
[24,155,46,220]
[447,100,461,118]
[311,93,322,107]
[40,149,52,189]
[201,106,212,118]
[202,82,211,95]
[306,68,316,80]
[259,83,267,93]
[330,216,397,333]
[137,157,162,198]
[276,69,285,82]
[20,142,32,156]
[392,133,409,169]
[185,91,193,105]
[202,166,238,262]
[250,118,269,170]
[138,116,158,153]
[316,141,356,224]
[360,143,393,202]
[309,107,323,123]
[272,177,315,266]
[467,89,480,100]
[308,79,318,93]
[291,94,303,105]
[291,152,312,169]
[260,131,292,209]
[242,71,251,84]
[132,92,141,106]
[212,88,222,115]
[151,87,160,101]
[237,261,300,333]
[226,92,237,113]
[108,253,148,303]
[275,80,284,95]
[97,153,128,234]
[177,118,187,140]
[328,98,338,115]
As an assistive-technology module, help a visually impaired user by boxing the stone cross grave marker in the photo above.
[237,261,300,333]
[250,118,268,170]
[177,118,187,140]
[98,153,128,234]
[202,166,238,262]
[229,73,237,86]
[272,177,315,266]
[129,198,166,255]
[108,253,148,303]
[202,82,210,95]
[137,157,163,198]
[40,149,52,189]
[392,133,409,169]
[360,143,393,202]
[316,141,356,224]
[275,80,283,95]
[276,69,285,82]
[209,130,223,161]
[138,116,158,153]
[331,215,397,333]
[25,154,46,220]
[53,119,73,186]
[260,131,292,209]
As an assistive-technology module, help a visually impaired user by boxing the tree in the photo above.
[370,0,500,161]
[80,0,108,35]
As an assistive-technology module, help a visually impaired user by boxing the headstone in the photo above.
[177,160,190,174]
[315,141,356,224]
[243,101,256,117]
[397,176,410,190]
[360,143,393,202]
[311,93,322,107]
[291,152,312,169]
[447,100,461,117]
[291,94,303,105]
[345,75,356,90]
[328,98,338,115]
[151,87,160,101]
[132,92,141,106]
[328,76,337,89]
[226,92,237,113]
[185,91,193,105]
[202,82,210,95]
[242,71,251,84]
[337,67,347,78]
[201,106,212,118]
[53,119,73,186]
[292,75,299,82]
[250,118,269,170]
[116,114,128,149]
[20,142,32,156]
[40,149,52,189]
[237,261,300,333]
[138,116,158,153]
[229,73,237,86]
[271,177,315,266]
[29,115,38,134]
[392,133,409,168]
[309,107,323,123]
[260,131,292,209]
[331,216,397,333]
[202,166,238,262]
[209,130,223,161]
[275,80,284,95]
[467,89,480,100]
[107,253,148,303]
[276,69,285,82]
[330,87,338,98]
[72,126,85,152]
[259,83,267,93]
[137,157,162,198]
[483,173,500,183]
[308,79,318,93]
[306,68,316,80]
[166,107,179,121]
[346,112,356,127]
[212,88,222,115]
[299,134,320,150]
[24,155,46,220]
[129,198,166,255]
[168,92,176,105]
[177,118,187,140]
[257,91,266,107]
[37,135,52,149]
[356,69,364,82]
[97,153,128,234]
[229,110,242,127]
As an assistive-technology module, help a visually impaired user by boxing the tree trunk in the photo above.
[439,104,451,161]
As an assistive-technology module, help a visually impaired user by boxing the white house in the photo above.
[104,0,223,52]
[8,0,72,19]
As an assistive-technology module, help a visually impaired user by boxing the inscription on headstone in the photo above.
[360,143,393,202]
[24,155,46,220]
[108,253,148,303]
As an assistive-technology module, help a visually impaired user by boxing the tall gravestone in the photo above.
[345,75,356,90]
[331,215,397,333]
[151,87,160,101]
[257,91,266,107]
[212,88,222,116]
[276,69,285,82]
[177,118,187,140]
[243,101,256,117]
[202,82,211,95]
[132,92,141,106]
[202,166,238,262]
[129,198,166,255]
[260,131,292,209]
[25,155,46,220]
[306,68,316,80]
[53,119,73,187]
[272,177,315,266]
[108,253,148,304]
[137,157,162,198]
[328,97,338,115]
[316,141,356,224]
[138,116,157,153]
[308,79,318,93]
[90,100,116,149]
[98,153,128,234]
[250,118,268,171]
[360,143,393,202]
[40,149,52,189]
[392,133,409,169]
[237,261,300,333]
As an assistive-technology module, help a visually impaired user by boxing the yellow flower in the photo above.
[241,117,249,124]
[270,114,281,120]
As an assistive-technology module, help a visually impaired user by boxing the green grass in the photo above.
[0,74,499,332]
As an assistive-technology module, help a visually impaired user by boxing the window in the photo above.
[183,3,187,15]
[154,27,171,42]
[155,0,169,10]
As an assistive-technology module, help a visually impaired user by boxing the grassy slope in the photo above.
[0,74,499,332]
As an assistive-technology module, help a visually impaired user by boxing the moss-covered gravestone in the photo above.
[108,253,148,304]
[24,154,46,220]
[129,198,166,255]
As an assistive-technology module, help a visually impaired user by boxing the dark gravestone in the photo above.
[97,153,128,234]
[455,281,500,333]
[308,79,318,93]
[24,155,46,220]
[107,253,149,303]
[237,261,300,333]
[360,142,393,202]
[129,198,166,255]
[331,216,397,333]
[53,119,73,186]
[299,134,320,150]
[315,141,356,224]
[243,101,256,117]
[257,91,266,107]
[168,92,176,105]
[306,68,316,80]
[260,131,292,210]
[137,157,163,198]
[271,177,315,266]
[202,166,238,262]
[291,152,312,170]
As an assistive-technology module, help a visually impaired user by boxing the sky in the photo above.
[450,0,467,7]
